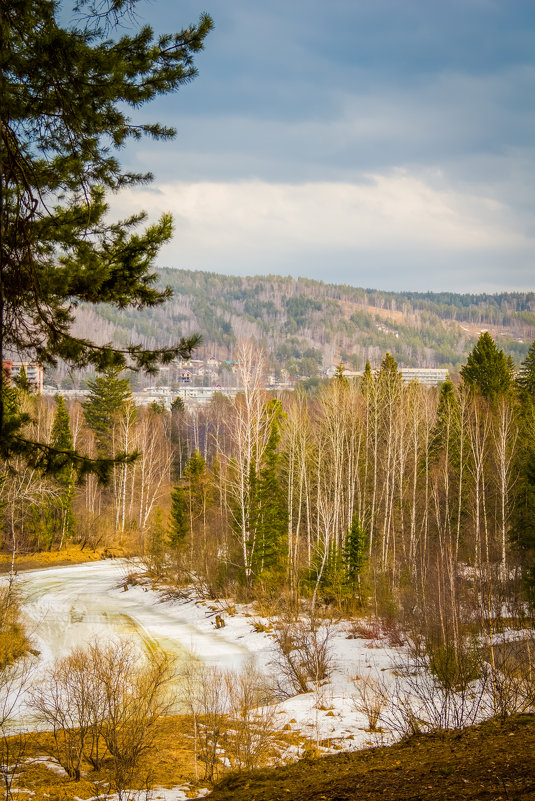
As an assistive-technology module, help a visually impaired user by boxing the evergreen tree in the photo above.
[333,362,349,387]
[0,0,212,469]
[460,332,514,400]
[516,339,535,397]
[429,380,458,462]
[14,365,31,394]
[361,359,373,389]
[168,486,189,549]
[83,369,133,457]
[182,449,209,538]
[378,352,401,384]
[49,395,76,547]
[254,400,287,577]
[511,341,535,601]
[343,513,367,593]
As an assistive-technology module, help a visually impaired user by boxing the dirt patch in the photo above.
[208,714,535,801]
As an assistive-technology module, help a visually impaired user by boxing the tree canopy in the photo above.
[0,0,212,471]
[460,332,513,400]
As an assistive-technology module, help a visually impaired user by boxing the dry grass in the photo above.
[6,712,308,799]
[0,543,128,574]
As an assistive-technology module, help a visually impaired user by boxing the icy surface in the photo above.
[7,561,407,747]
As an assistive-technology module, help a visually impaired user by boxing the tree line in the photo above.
[2,334,535,620]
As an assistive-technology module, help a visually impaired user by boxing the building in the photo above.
[400,368,448,386]
[3,360,44,393]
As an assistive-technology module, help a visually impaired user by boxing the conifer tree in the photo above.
[50,395,76,547]
[0,0,212,469]
[343,513,367,593]
[83,369,134,457]
[168,487,189,549]
[460,332,514,400]
[254,400,287,577]
[511,341,535,600]
[516,339,535,397]
[14,365,31,394]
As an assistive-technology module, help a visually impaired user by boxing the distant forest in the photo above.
[63,269,535,387]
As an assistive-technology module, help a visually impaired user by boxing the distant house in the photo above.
[3,360,44,393]
[180,369,192,384]
[207,356,219,369]
[400,368,448,386]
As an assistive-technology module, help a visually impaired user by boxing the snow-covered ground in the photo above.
[11,561,404,745]
[5,560,409,799]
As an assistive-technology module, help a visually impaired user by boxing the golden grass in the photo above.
[6,713,308,800]
[0,543,128,573]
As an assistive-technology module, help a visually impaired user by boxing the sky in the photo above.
[105,0,534,293]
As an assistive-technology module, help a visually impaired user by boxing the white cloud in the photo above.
[110,170,529,265]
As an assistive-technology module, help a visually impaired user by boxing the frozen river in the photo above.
[16,560,256,671]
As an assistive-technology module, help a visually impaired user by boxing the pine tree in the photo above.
[0,0,212,469]
[83,369,134,457]
[254,400,287,578]
[50,395,76,547]
[343,513,367,593]
[14,365,31,394]
[168,487,189,549]
[460,332,514,400]
[516,339,535,398]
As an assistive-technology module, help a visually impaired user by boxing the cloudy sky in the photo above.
[109,0,534,293]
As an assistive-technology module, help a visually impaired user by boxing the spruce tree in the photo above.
[516,339,535,397]
[14,365,31,394]
[168,486,189,549]
[511,340,535,600]
[50,395,76,547]
[0,0,212,469]
[254,400,287,578]
[343,513,367,593]
[83,369,134,457]
[460,332,514,400]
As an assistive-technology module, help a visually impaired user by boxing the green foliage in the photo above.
[333,363,349,387]
[50,395,76,544]
[83,369,134,456]
[517,339,535,398]
[460,332,513,400]
[254,401,288,578]
[343,514,367,593]
[0,0,211,470]
[14,365,31,394]
[168,487,189,549]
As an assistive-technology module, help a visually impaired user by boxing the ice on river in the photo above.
[6,560,406,749]
[17,560,255,670]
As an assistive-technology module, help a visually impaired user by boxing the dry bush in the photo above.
[351,673,390,731]
[0,583,29,668]
[30,639,175,795]
[484,633,535,720]
[226,661,278,771]
[0,652,34,800]
[30,647,98,779]
[271,617,334,697]
[384,642,489,736]
[179,661,230,782]
[180,659,279,780]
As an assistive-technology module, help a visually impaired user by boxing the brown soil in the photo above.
[207,715,535,801]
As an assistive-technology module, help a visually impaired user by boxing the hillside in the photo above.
[66,269,535,385]
[207,715,535,801]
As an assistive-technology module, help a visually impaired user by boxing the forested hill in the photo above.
[72,268,535,378]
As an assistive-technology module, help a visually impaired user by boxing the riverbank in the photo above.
[207,714,535,801]
[0,543,127,574]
